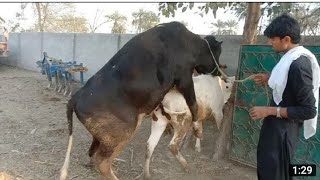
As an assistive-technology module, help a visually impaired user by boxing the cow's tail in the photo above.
[60,99,74,180]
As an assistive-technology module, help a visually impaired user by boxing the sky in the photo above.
[0,2,245,35]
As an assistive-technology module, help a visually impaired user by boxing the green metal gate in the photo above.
[230,45,320,179]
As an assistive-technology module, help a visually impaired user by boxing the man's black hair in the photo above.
[264,13,301,44]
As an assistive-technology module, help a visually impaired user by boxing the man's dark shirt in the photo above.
[257,55,317,180]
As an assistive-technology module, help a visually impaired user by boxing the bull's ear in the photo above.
[218,41,223,46]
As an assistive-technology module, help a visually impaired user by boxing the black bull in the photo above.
[60,21,223,180]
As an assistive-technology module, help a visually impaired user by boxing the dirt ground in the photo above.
[0,64,257,180]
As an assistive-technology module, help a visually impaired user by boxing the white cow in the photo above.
[144,74,235,179]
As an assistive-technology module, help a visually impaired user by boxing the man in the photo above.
[249,14,320,180]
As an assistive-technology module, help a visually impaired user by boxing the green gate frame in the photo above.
[230,45,320,180]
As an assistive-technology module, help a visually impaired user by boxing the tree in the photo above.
[233,3,320,37]
[106,11,127,34]
[211,20,226,35]
[89,8,108,33]
[159,2,260,44]
[224,19,238,35]
[242,3,261,44]
[289,3,320,36]
[159,2,262,44]
[31,3,89,32]
[34,3,49,32]
[211,19,238,35]
[159,3,320,44]
[132,9,160,33]
[49,15,88,33]
[0,3,28,33]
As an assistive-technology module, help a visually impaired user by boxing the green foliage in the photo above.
[132,9,160,33]
[105,11,127,34]
[211,19,238,35]
[159,2,320,36]
[158,2,229,18]
[159,2,299,21]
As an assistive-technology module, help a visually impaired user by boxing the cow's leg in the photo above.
[168,114,194,173]
[92,143,120,180]
[175,76,202,139]
[194,120,204,152]
[144,110,168,180]
[181,128,194,150]
[85,113,144,180]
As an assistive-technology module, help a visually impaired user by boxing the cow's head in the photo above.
[221,76,235,103]
[195,35,223,76]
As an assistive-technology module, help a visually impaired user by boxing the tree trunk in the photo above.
[242,3,261,44]
[35,3,43,32]
[211,83,236,160]
[35,3,49,32]
[42,3,49,32]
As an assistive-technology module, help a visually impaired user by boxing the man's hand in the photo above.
[251,73,269,86]
[249,106,270,120]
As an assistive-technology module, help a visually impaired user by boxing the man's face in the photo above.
[268,36,290,53]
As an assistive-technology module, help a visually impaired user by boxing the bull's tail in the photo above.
[60,100,74,180]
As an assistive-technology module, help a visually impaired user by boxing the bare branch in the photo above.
[300,7,320,20]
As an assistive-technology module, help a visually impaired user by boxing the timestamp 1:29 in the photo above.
[289,164,316,176]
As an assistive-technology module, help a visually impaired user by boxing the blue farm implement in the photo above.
[36,52,88,96]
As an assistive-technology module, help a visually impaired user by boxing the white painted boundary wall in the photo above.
[1,32,319,81]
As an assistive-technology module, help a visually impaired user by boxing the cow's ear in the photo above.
[218,41,223,46]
